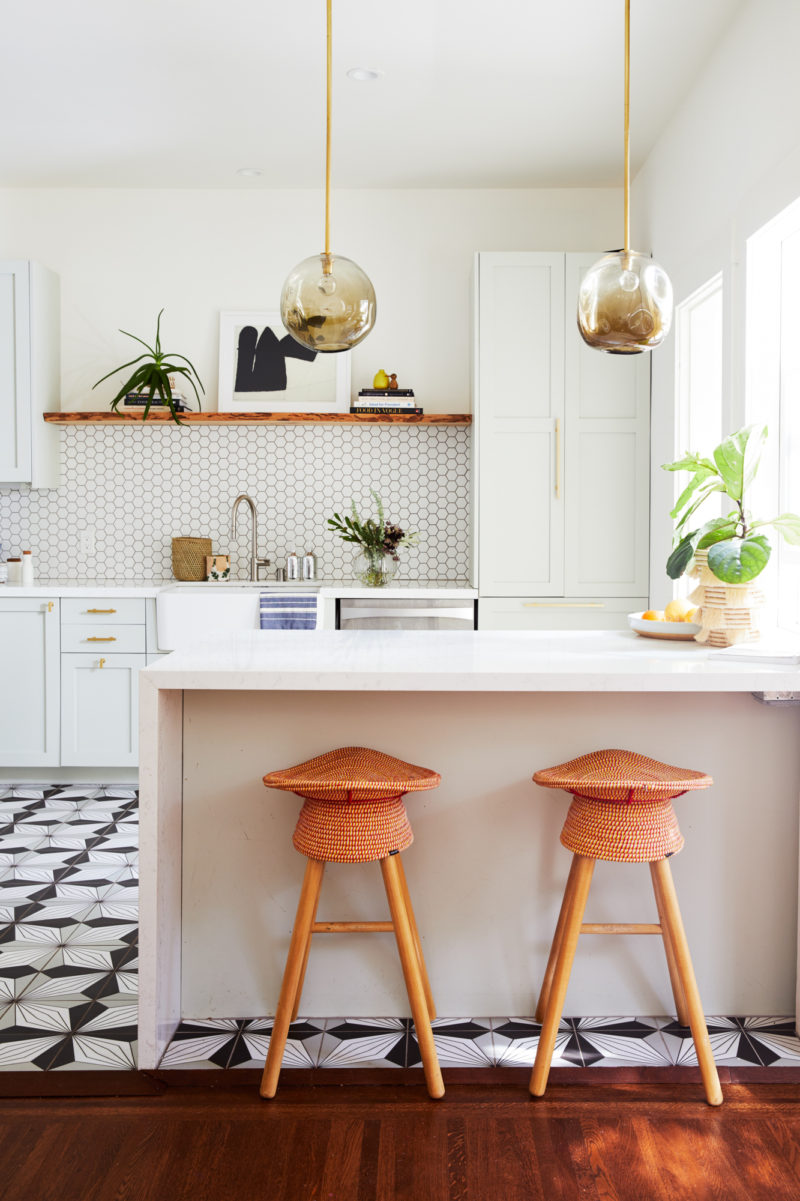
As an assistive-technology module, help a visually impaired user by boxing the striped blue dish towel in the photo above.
[259,593,319,630]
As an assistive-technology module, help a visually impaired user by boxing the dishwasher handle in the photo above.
[340,605,474,621]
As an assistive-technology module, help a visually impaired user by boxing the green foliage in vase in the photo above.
[92,309,204,424]
[328,490,418,561]
[662,424,800,584]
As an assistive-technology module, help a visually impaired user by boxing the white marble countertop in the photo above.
[0,579,475,600]
[140,628,800,692]
[0,580,165,597]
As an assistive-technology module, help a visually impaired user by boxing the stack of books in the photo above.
[122,392,190,413]
[351,389,422,416]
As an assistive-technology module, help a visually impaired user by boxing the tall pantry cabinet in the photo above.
[472,252,650,629]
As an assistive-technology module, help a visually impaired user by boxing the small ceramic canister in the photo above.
[206,555,231,581]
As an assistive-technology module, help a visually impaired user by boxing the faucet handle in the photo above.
[255,558,271,580]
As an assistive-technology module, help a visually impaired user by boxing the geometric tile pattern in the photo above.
[0,424,471,582]
[3,785,800,1072]
[0,785,139,1071]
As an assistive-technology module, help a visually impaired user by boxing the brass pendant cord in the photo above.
[324,0,332,264]
[623,0,631,255]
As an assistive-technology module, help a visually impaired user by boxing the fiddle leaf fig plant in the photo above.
[663,424,800,584]
[92,309,204,424]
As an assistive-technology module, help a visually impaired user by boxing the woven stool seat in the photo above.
[264,745,441,802]
[533,748,712,803]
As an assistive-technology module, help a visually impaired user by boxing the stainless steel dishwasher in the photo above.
[337,597,477,630]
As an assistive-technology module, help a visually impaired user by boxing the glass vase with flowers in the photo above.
[328,492,418,587]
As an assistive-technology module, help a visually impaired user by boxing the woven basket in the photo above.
[172,536,212,581]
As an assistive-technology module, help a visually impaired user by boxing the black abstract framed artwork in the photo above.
[217,311,350,412]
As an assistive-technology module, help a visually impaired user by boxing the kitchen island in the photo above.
[138,630,800,1068]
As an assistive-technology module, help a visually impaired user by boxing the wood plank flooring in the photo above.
[2,1073,800,1201]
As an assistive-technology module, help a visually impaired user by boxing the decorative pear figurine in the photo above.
[373,369,389,390]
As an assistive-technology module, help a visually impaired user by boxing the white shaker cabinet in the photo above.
[60,653,144,768]
[0,261,60,488]
[473,252,650,625]
[0,598,60,766]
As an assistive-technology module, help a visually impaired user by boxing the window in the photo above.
[747,196,800,631]
[673,275,724,594]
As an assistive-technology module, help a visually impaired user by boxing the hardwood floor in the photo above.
[2,1071,800,1200]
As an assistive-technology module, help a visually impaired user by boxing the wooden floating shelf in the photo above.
[44,411,471,425]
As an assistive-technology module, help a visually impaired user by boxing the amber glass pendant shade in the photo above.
[577,249,673,354]
[577,0,673,354]
[280,0,376,354]
[280,252,376,352]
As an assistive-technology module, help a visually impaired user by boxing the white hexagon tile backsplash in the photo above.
[0,425,471,582]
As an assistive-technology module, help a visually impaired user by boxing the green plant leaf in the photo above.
[92,353,151,389]
[707,534,771,583]
[670,467,718,520]
[661,452,718,474]
[162,353,206,392]
[695,518,738,548]
[712,424,767,501]
[666,532,697,579]
[674,481,726,532]
[767,514,800,546]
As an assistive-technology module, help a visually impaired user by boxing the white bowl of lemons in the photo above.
[628,599,702,641]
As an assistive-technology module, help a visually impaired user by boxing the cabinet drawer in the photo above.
[60,623,146,653]
[478,597,647,631]
[61,598,146,625]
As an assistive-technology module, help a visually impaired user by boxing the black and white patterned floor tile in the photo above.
[5,786,800,1073]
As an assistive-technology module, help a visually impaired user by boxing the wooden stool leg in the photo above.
[650,858,723,1107]
[396,856,436,1020]
[290,873,323,1023]
[650,861,690,1027]
[260,857,325,1099]
[380,854,445,1099]
[534,855,583,1023]
[530,854,595,1098]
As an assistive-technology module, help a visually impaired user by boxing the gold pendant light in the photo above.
[280,0,376,353]
[577,0,673,354]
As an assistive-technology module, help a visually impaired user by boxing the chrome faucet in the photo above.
[231,493,271,581]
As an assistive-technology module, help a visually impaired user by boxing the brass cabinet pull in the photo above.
[99,658,106,668]
[522,602,605,609]
[86,607,117,614]
[47,601,54,613]
[85,636,117,642]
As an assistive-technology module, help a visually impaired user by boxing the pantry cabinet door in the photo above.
[0,598,59,766]
[563,254,651,597]
[475,253,565,596]
[0,262,32,484]
[61,654,145,767]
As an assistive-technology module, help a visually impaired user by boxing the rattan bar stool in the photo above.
[530,748,722,1107]
[259,745,444,1100]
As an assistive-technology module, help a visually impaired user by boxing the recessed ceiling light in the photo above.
[236,167,263,177]
[346,67,382,82]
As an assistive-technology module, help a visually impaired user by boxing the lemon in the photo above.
[665,598,694,623]
[641,610,662,621]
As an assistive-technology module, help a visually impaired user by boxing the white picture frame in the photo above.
[217,311,351,412]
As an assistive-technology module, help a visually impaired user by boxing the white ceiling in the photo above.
[0,0,745,189]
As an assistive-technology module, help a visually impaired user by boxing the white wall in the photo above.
[0,186,620,414]
[634,0,800,605]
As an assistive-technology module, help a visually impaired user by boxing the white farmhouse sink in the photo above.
[156,582,320,650]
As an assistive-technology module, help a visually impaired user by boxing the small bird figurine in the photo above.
[373,369,389,390]
[388,374,398,390]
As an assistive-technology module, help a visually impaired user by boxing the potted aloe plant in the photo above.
[663,424,800,584]
[93,309,204,424]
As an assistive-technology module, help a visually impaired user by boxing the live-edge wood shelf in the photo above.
[43,411,471,425]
